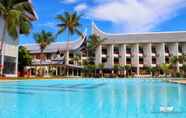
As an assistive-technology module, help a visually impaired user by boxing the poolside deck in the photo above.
[168,79,186,84]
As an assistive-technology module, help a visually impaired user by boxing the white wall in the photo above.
[0,17,18,77]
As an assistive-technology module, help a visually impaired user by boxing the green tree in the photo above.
[170,56,179,76]
[97,63,104,77]
[160,64,171,77]
[179,54,186,64]
[125,65,132,77]
[56,11,82,47]
[34,30,55,63]
[85,64,96,77]
[56,11,82,70]
[114,64,121,77]
[18,46,32,76]
[143,66,152,74]
[87,34,104,64]
[151,67,160,77]
[0,0,35,75]
[182,64,186,77]
[120,64,126,77]
[87,34,103,50]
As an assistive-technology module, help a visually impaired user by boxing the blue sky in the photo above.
[20,0,186,44]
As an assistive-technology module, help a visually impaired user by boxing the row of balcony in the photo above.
[101,44,184,57]
[101,55,184,67]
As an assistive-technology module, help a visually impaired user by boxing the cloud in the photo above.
[60,0,76,4]
[88,0,186,32]
[37,22,56,30]
[74,3,88,12]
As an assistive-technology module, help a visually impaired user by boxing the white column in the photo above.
[56,67,58,76]
[132,44,139,75]
[65,51,69,65]
[15,46,18,77]
[157,43,165,65]
[119,44,126,65]
[169,43,178,56]
[107,45,114,68]
[95,45,102,65]
[170,43,179,71]
[144,43,152,67]
[0,43,5,75]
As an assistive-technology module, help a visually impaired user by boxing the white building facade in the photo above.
[93,23,186,75]
[24,35,87,77]
[0,0,37,77]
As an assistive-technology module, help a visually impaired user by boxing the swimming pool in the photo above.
[0,79,185,118]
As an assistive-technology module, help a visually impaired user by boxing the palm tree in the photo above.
[0,0,35,75]
[87,34,104,64]
[170,56,181,76]
[34,30,55,64]
[56,12,82,63]
[87,34,103,50]
[56,12,82,76]
[56,12,82,38]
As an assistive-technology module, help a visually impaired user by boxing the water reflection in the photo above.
[0,80,186,118]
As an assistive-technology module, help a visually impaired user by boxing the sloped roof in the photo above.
[25,0,38,20]
[23,35,86,53]
[92,22,186,44]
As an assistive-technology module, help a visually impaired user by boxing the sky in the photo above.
[20,0,186,44]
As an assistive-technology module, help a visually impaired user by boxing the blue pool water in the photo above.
[0,79,186,118]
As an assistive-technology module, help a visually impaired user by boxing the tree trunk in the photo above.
[40,50,44,76]
[0,22,6,76]
[66,30,70,76]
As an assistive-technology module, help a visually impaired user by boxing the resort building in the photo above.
[0,0,37,77]
[23,35,87,77]
[24,22,186,77]
[93,23,186,75]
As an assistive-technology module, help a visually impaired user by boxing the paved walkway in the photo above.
[169,79,186,84]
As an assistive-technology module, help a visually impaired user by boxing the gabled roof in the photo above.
[23,35,86,53]
[25,0,38,20]
[92,22,186,44]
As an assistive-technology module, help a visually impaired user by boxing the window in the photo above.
[139,46,143,54]
[3,56,16,74]
[102,48,107,55]
[126,47,131,54]
[69,53,74,58]
[126,58,131,64]
[178,44,183,53]
[152,58,156,64]
[165,57,169,64]
[139,58,143,64]
[47,53,52,59]
[102,58,107,63]
[152,47,156,53]
[114,47,119,54]
[165,45,169,53]
[114,57,119,64]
